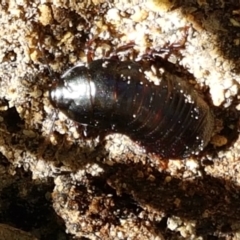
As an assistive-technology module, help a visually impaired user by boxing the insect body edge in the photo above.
[49,59,214,159]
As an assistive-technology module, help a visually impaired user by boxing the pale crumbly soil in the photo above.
[0,0,239,239]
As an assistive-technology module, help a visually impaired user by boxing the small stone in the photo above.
[211,135,228,147]
[38,4,53,26]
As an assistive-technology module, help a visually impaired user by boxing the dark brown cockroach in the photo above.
[49,58,214,159]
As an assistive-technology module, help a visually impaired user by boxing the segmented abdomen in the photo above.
[50,59,214,158]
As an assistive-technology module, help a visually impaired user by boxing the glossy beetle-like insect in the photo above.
[49,58,214,159]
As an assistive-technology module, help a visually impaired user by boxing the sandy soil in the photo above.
[0,0,239,239]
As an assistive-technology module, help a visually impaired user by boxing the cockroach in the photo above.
[49,58,214,159]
